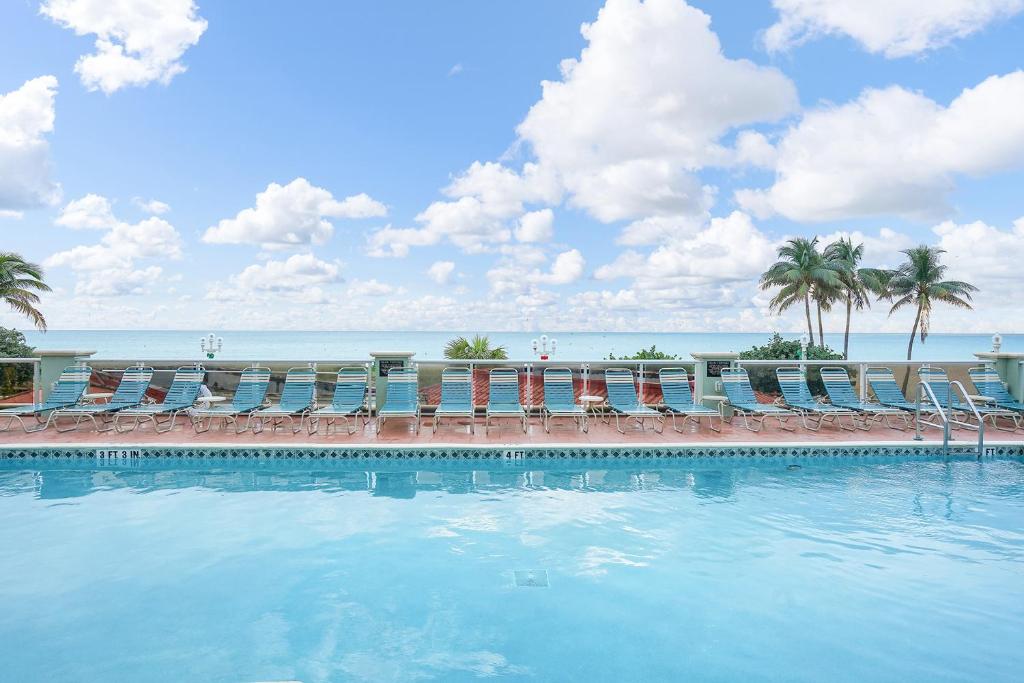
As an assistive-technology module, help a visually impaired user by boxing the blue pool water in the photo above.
[1,456,1022,682]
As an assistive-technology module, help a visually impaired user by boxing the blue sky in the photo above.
[2,0,1023,333]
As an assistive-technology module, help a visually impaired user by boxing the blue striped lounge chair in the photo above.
[114,366,205,433]
[309,366,370,436]
[819,366,910,430]
[604,367,663,433]
[658,367,720,433]
[968,366,1024,421]
[541,367,587,433]
[865,367,932,415]
[919,366,1018,431]
[191,366,271,434]
[53,366,155,432]
[485,367,527,433]
[432,366,475,434]
[249,366,317,434]
[775,366,859,431]
[720,367,794,432]
[375,365,421,434]
[0,365,92,432]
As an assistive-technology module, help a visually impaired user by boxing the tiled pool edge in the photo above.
[3,441,1023,464]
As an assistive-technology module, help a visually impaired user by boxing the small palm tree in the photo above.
[443,334,508,360]
[823,237,890,359]
[760,237,844,347]
[885,245,976,366]
[0,252,50,331]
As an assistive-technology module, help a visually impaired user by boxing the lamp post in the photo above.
[531,334,557,361]
[992,333,1003,353]
[799,332,809,361]
[200,333,223,360]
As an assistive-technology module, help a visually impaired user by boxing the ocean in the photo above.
[18,330,1015,362]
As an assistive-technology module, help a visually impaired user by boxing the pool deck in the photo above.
[2,413,1019,449]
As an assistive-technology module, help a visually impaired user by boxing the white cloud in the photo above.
[594,211,776,308]
[40,0,209,94]
[615,215,706,247]
[515,0,797,222]
[56,193,117,229]
[514,209,554,243]
[347,278,403,297]
[764,0,1024,58]
[448,63,464,77]
[46,196,183,297]
[73,266,163,297]
[203,178,387,249]
[733,130,778,168]
[0,75,61,210]
[934,217,1024,297]
[233,253,342,292]
[427,260,456,284]
[0,210,23,219]
[487,248,585,294]
[738,72,1024,222]
[368,162,561,257]
[132,197,170,214]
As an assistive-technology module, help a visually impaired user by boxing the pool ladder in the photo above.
[913,380,985,459]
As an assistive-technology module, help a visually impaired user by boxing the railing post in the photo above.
[858,363,866,402]
[638,362,646,404]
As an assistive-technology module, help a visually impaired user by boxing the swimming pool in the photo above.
[1,454,1022,682]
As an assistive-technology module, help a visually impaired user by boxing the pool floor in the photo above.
[1,457,1022,682]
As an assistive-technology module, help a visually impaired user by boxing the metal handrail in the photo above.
[914,380,985,458]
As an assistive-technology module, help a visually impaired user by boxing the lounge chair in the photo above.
[865,367,931,413]
[249,366,317,434]
[375,366,421,434]
[720,367,795,432]
[0,365,92,432]
[485,367,527,433]
[968,366,1024,419]
[191,366,271,434]
[918,366,1018,431]
[541,367,587,433]
[113,365,205,433]
[432,366,475,434]
[819,366,911,430]
[775,366,859,431]
[53,365,155,432]
[604,367,663,433]
[307,366,369,436]
[658,367,720,432]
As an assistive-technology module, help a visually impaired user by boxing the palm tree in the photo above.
[885,245,976,369]
[0,252,50,331]
[823,237,890,359]
[443,334,508,360]
[759,237,843,347]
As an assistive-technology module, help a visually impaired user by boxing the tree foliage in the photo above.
[0,252,51,331]
[0,326,35,395]
[443,335,509,360]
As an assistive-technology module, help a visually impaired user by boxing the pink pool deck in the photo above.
[2,414,1017,448]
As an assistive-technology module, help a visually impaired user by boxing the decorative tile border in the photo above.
[1,442,1021,470]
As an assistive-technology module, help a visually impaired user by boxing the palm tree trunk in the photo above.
[843,295,852,360]
[817,301,825,349]
[803,294,815,347]
[901,304,922,393]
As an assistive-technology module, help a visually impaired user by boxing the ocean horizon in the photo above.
[19,329,1015,362]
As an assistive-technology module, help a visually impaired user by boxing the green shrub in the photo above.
[0,327,35,396]
[738,333,843,395]
[607,345,679,361]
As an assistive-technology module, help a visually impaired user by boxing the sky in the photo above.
[1,0,1023,334]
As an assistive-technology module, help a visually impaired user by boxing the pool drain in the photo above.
[514,569,549,588]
